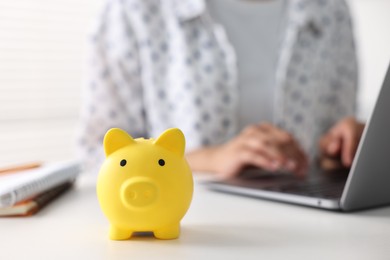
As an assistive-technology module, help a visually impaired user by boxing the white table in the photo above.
[1,173,390,260]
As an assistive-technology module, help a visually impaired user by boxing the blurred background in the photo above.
[0,0,389,166]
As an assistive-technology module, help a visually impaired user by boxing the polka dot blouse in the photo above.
[78,0,358,174]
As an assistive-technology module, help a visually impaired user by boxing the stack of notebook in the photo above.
[0,161,80,216]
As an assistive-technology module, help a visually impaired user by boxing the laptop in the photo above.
[205,63,390,211]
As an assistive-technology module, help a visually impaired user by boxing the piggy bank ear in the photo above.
[103,128,135,157]
[154,128,185,156]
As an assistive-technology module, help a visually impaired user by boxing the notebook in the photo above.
[0,161,80,207]
[0,181,73,216]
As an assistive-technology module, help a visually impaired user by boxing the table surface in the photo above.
[1,173,390,260]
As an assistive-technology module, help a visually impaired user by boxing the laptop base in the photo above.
[205,167,348,210]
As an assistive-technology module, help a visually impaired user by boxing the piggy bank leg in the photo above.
[154,223,180,240]
[109,225,133,240]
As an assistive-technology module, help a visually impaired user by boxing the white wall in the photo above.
[0,0,101,165]
[347,0,390,120]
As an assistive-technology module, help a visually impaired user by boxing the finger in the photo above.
[264,139,307,176]
[319,128,342,155]
[239,125,288,171]
[319,134,330,154]
[239,148,279,172]
[267,128,307,173]
[327,138,341,156]
[242,128,289,165]
[239,130,290,172]
[246,123,308,174]
[257,124,305,169]
[242,137,288,171]
[262,125,304,160]
[283,145,308,176]
[258,123,303,159]
[340,127,357,167]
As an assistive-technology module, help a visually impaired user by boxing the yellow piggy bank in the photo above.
[97,128,193,240]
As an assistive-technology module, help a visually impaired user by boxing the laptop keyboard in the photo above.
[225,167,348,199]
[263,181,345,199]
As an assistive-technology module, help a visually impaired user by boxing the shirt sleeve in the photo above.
[77,0,145,174]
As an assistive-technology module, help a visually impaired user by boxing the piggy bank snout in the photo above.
[120,177,158,209]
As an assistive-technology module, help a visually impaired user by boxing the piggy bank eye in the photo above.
[120,159,127,167]
[158,159,165,166]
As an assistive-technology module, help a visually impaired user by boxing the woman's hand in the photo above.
[187,123,308,179]
[318,117,365,170]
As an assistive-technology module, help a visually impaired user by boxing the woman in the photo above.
[78,0,364,177]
